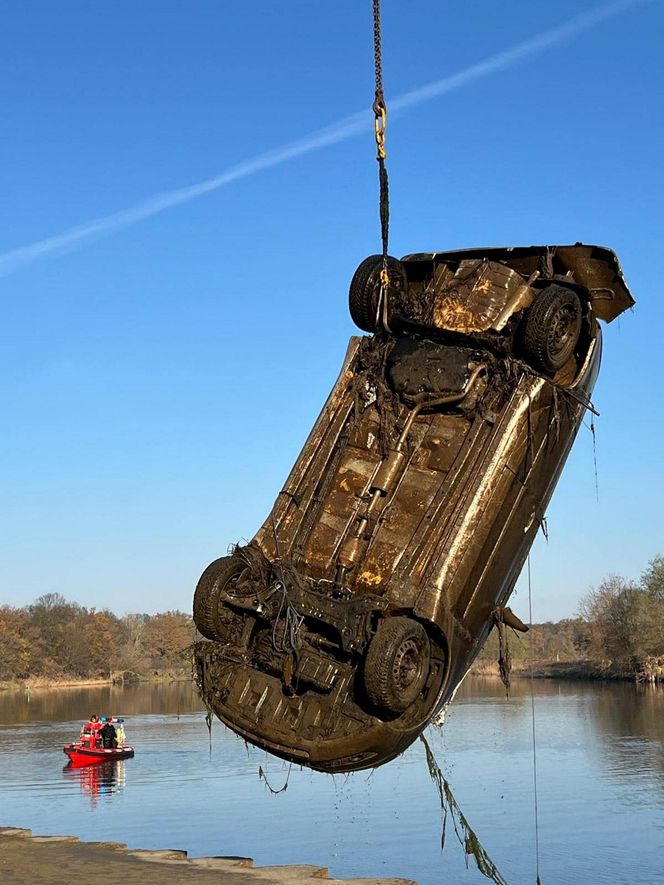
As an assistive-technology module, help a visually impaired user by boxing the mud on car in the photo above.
[193,244,633,773]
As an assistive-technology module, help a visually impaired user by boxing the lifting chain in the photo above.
[372,0,390,289]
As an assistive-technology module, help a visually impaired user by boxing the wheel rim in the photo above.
[392,637,424,694]
[547,304,580,362]
[223,567,253,598]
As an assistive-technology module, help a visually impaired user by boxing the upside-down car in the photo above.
[193,243,633,772]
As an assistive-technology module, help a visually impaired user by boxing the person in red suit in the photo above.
[81,714,100,748]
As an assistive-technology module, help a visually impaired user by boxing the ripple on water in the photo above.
[1,680,663,885]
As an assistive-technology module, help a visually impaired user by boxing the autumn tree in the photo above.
[28,593,86,675]
[579,559,664,670]
[84,610,124,676]
[641,555,664,601]
[115,612,149,672]
[0,606,37,680]
[141,611,193,669]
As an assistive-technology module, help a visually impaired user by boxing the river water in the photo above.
[1,678,662,885]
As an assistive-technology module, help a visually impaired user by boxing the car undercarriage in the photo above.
[193,243,633,772]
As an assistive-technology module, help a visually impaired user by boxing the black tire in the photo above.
[364,617,431,715]
[193,555,246,640]
[349,255,407,332]
[522,285,583,374]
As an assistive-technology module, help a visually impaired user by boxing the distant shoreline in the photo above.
[0,672,191,693]
[471,660,664,683]
[4,664,662,694]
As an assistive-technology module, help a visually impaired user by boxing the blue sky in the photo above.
[1,0,662,621]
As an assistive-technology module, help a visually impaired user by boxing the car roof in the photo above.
[400,243,634,322]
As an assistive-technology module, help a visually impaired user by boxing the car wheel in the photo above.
[364,617,431,715]
[193,556,246,640]
[348,255,408,332]
[522,285,583,373]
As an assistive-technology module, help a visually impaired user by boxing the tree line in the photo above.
[476,554,664,680]
[0,592,194,682]
[2,554,662,683]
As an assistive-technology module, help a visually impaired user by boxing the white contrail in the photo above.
[0,0,649,279]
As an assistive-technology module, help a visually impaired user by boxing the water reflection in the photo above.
[456,676,664,780]
[0,680,203,725]
[576,681,664,793]
[1,678,663,885]
[63,760,126,808]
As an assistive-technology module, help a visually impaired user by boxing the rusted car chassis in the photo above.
[193,244,633,772]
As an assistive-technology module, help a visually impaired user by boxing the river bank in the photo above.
[4,661,663,696]
[471,659,664,683]
[0,670,190,693]
[0,828,414,885]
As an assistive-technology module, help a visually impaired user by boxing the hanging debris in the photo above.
[193,243,634,773]
[420,733,508,885]
[258,762,293,795]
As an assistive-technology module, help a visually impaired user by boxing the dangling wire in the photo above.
[527,555,542,885]
[372,0,390,289]
[590,416,599,503]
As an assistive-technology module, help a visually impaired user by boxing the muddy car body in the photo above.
[193,244,633,772]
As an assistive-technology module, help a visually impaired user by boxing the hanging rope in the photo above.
[590,415,600,503]
[527,555,542,885]
[372,0,390,288]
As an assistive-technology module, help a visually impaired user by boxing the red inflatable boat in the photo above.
[63,743,135,765]
[64,717,134,766]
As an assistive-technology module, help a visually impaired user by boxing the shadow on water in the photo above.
[420,733,508,885]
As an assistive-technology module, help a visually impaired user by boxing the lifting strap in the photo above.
[372,0,390,287]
